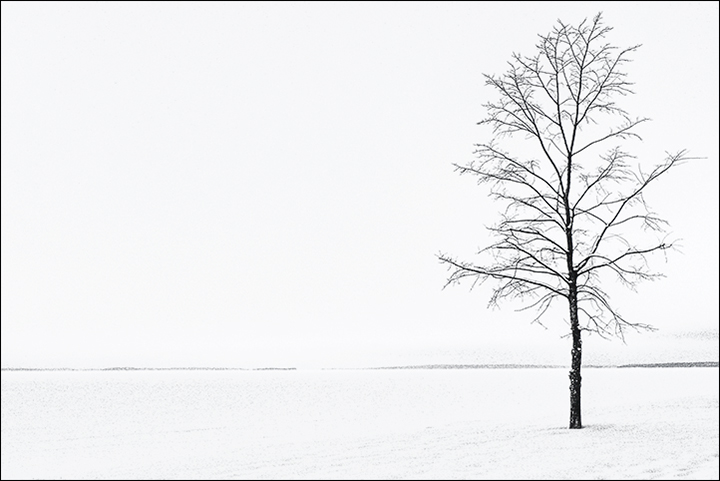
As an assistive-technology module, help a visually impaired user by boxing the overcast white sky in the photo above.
[2,2,718,368]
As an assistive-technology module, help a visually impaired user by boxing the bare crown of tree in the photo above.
[439,13,691,341]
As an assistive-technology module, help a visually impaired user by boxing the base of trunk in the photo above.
[569,368,582,429]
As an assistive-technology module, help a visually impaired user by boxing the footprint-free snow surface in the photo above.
[2,367,718,479]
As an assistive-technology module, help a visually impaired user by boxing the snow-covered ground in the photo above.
[1,367,718,479]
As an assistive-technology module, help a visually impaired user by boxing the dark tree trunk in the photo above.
[568,278,582,429]
[564,150,582,429]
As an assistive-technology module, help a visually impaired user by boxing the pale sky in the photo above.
[1,1,718,368]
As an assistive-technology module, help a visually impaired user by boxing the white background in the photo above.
[2,1,718,368]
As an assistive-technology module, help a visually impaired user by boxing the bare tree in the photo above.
[438,13,692,429]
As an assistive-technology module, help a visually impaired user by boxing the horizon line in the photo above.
[2,361,718,371]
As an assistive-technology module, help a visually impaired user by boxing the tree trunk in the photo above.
[568,281,582,429]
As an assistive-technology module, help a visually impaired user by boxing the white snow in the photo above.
[1,367,718,479]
